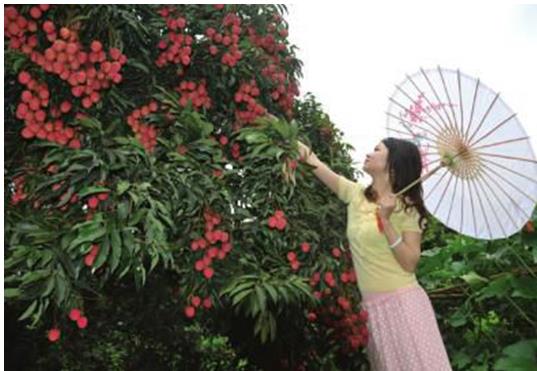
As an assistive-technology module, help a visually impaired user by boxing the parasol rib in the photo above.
[388,96,449,140]
[481,157,537,185]
[438,66,460,135]
[472,136,531,151]
[393,82,455,140]
[420,68,461,137]
[468,113,517,148]
[433,168,456,216]
[467,92,501,144]
[386,111,449,146]
[463,78,480,143]
[446,176,460,226]
[469,175,493,239]
[478,166,533,221]
[476,152,537,164]
[474,170,511,237]
[480,161,537,204]
[466,177,479,237]
[457,70,465,138]
[405,72,458,137]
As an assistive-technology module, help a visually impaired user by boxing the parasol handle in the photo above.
[394,150,462,197]
[394,162,446,197]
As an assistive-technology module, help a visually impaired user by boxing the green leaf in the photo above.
[72,217,101,231]
[290,278,313,298]
[264,283,278,304]
[77,186,110,198]
[512,277,537,299]
[270,118,291,138]
[22,269,50,285]
[494,339,537,371]
[448,306,469,327]
[11,52,28,72]
[15,223,41,233]
[117,201,129,221]
[127,190,140,206]
[232,288,252,307]
[93,235,110,270]
[277,286,290,304]
[77,117,103,131]
[42,276,55,297]
[502,339,537,359]
[5,288,21,298]
[477,274,513,301]
[127,58,149,73]
[117,181,130,195]
[57,186,76,207]
[18,300,38,321]
[255,285,267,313]
[130,207,146,225]
[229,282,256,296]
[109,225,122,274]
[65,163,90,174]
[452,351,472,369]
[118,264,131,280]
[69,222,105,249]
[461,271,489,286]
[494,358,537,371]
[55,247,77,279]
[243,132,270,144]
[148,252,159,273]
[249,294,260,317]
[249,143,272,157]
[5,246,31,270]
[54,274,68,306]
[265,146,285,159]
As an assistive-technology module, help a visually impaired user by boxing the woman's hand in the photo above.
[378,193,397,220]
[297,140,314,162]
[265,113,278,121]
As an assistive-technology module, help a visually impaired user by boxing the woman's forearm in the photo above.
[298,142,340,195]
[380,217,419,273]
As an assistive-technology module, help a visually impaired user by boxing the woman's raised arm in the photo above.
[297,140,341,196]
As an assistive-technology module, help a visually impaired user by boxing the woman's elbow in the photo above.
[406,256,420,274]
[400,255,420,274]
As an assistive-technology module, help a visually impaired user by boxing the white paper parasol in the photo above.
[386,66,537,240]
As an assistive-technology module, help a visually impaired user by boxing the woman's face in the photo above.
[363,141,389,175]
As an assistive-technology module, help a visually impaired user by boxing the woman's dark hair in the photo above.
[364,137,428,231]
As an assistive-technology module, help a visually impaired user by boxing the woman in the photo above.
[297,137,452,371]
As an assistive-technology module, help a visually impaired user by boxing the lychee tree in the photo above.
[5,4,370,368]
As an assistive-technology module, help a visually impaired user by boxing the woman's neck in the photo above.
[372,175,393,200]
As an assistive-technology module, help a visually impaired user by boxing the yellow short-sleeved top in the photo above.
[336,175,423,293]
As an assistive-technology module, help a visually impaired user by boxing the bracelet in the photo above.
[389,236,403,250]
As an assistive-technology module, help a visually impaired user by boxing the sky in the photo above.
[287,3,537,185]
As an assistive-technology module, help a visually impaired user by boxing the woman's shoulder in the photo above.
[395,197,418,214]
[336,175,365,204]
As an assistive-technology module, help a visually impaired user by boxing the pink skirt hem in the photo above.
[361,284,452,371]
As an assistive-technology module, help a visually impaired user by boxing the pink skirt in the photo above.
[361,284,452,371]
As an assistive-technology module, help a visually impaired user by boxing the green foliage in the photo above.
[494,339,537,371]
[419,208,537,370]
[5,4,537,370]
[220,272,315,344]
